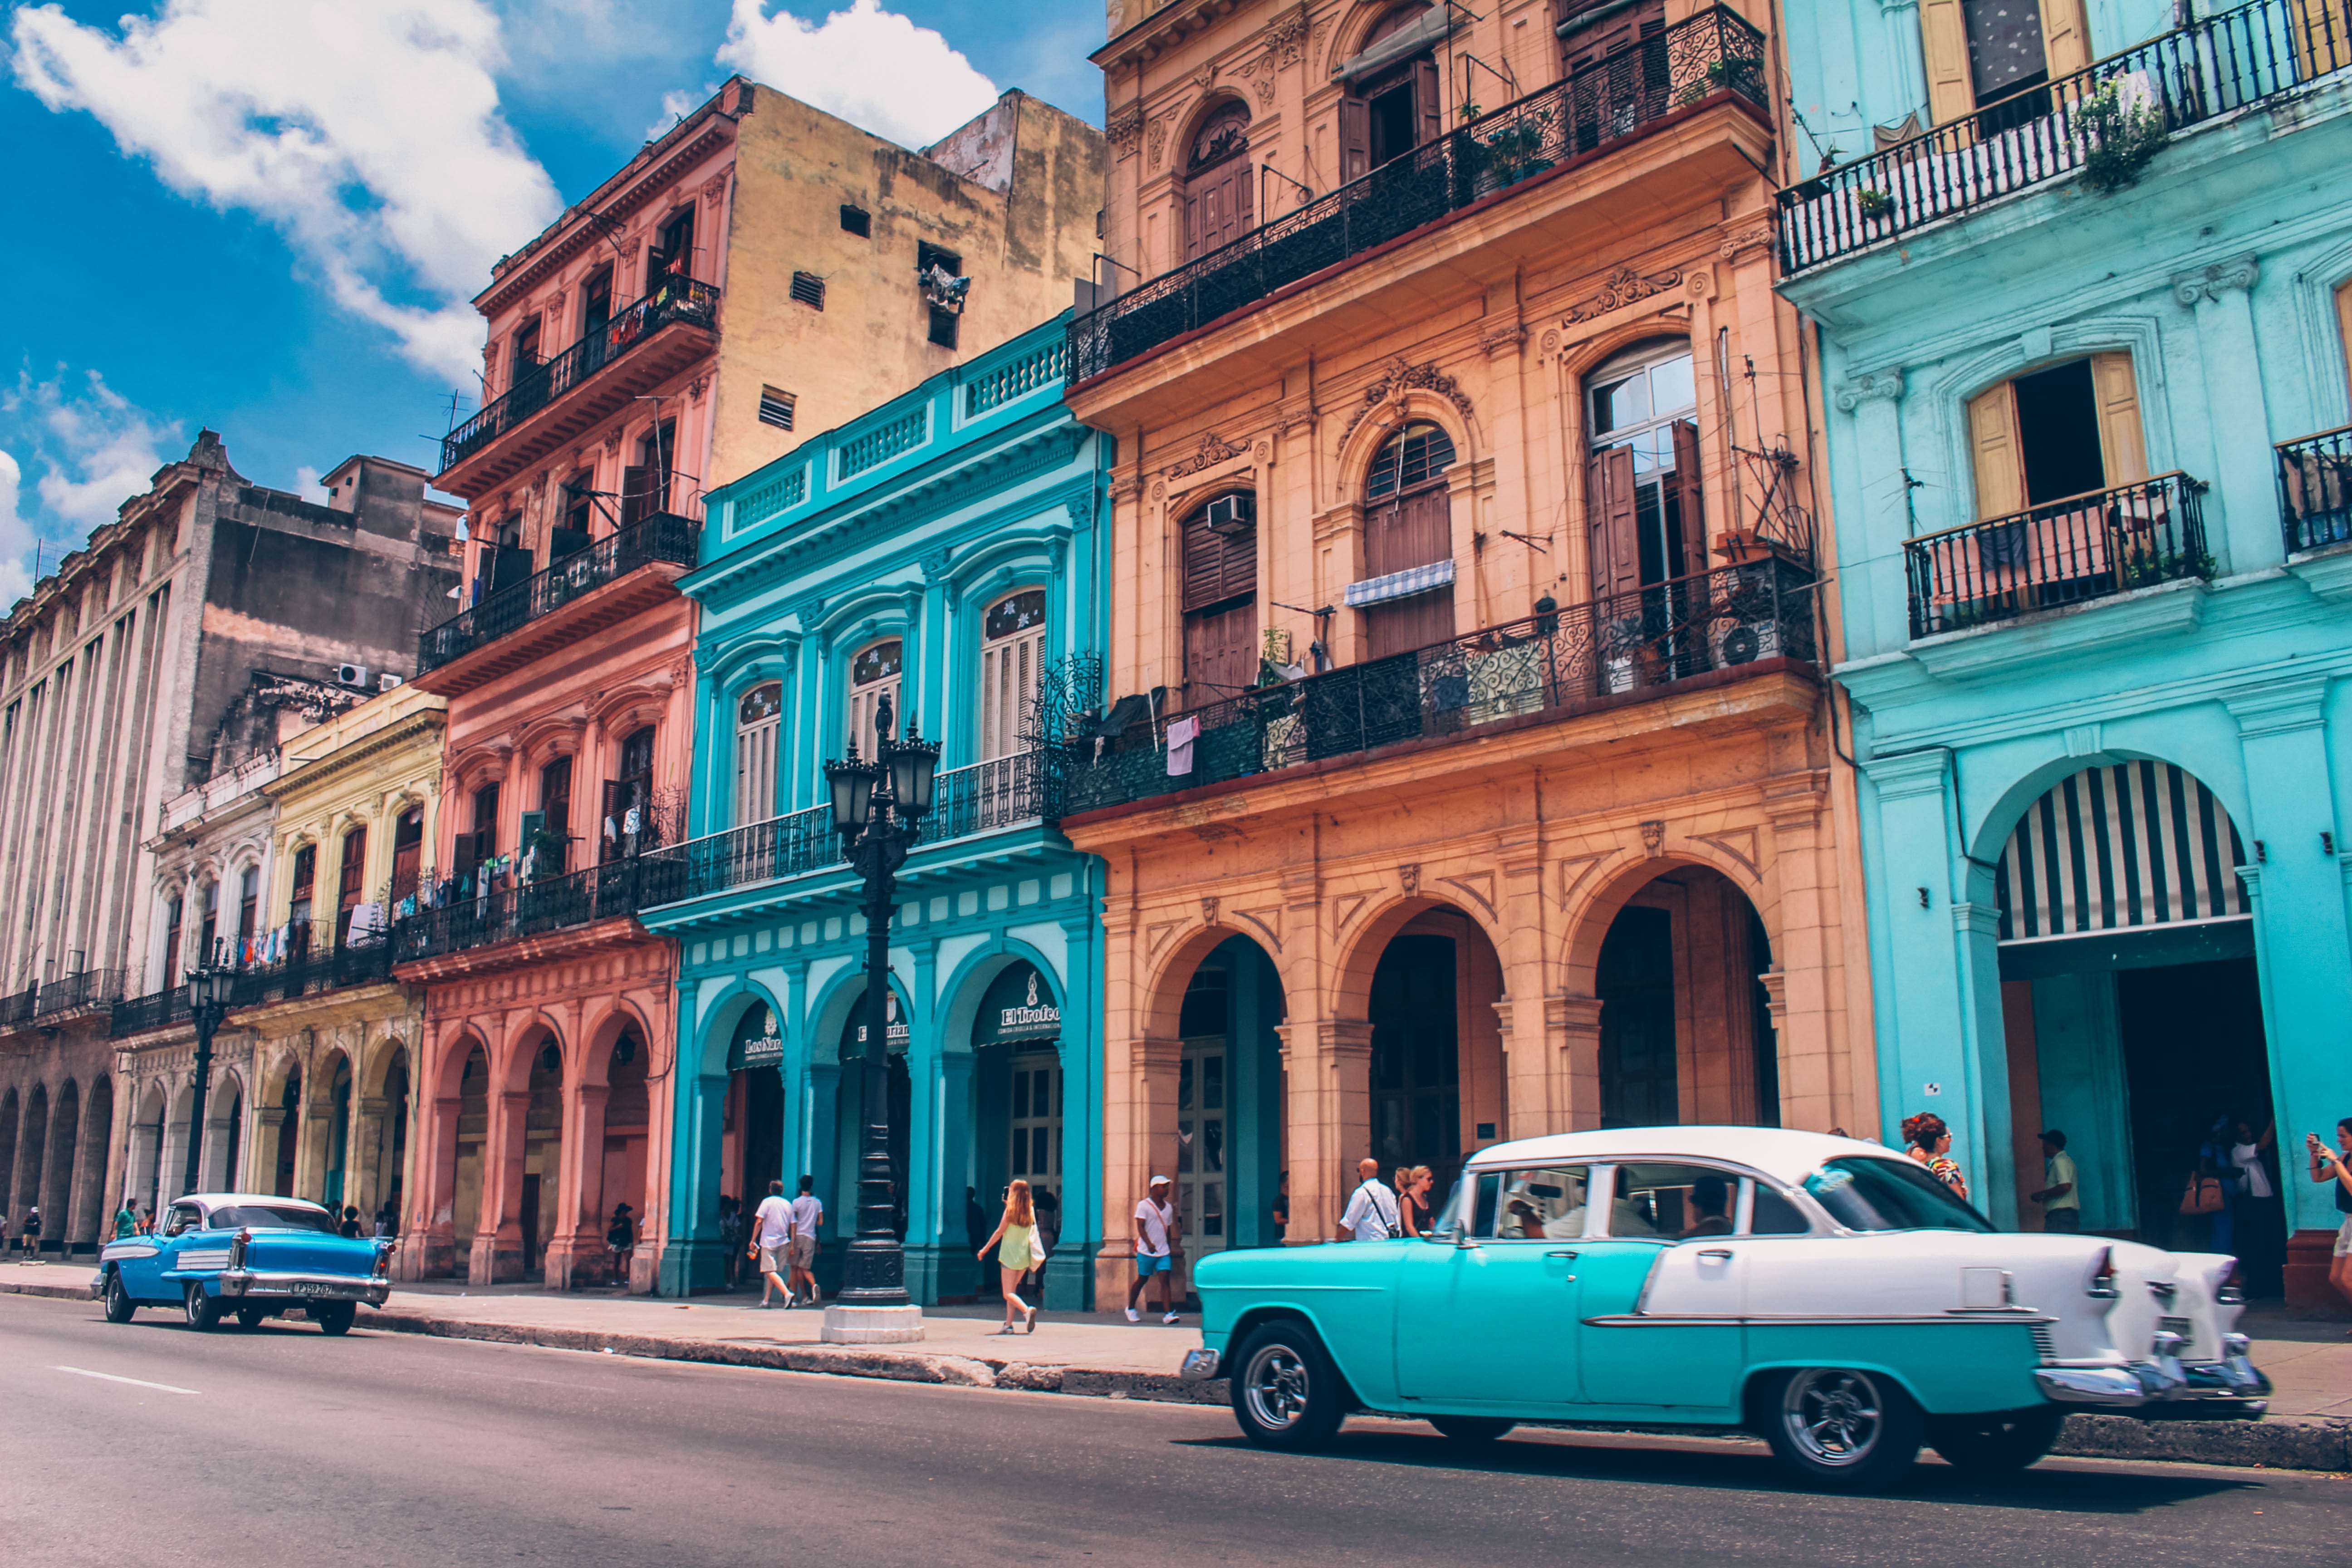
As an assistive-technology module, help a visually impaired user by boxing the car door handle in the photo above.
[1545,1250,1579,1259]
[1697,1248,1733,1260]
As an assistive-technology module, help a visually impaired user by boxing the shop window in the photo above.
[1585,340,1705,603]
[1360,423,1457,657]
[735,681,783,826]
[1965,352,2146,518]
[848,640,903,760]
[1919,0,2091,128]
[1182,101,1254,262]
[980,589,1046,762]
[1179,495,1257,706]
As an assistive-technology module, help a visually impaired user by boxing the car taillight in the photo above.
[228,1228,251,1270]
[373,1242,392,1279]
[2086,1246,2118,1299]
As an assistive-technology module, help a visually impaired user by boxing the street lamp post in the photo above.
[180,965,238,1197]
[819,696,938,1345]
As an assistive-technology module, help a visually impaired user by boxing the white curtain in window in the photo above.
[980,589,1046,761]
[734,681,783,825]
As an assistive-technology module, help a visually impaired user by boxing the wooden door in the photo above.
[1587,446,1643,604]
[1183,157,1254,261]
[1183,600,1259,703]
[1339,96,1371,183]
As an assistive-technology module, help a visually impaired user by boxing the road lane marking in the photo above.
[54,1366,198,1395]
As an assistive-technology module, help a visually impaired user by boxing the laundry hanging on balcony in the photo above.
[1992,761,2249,942]
[1344,558,1455,608]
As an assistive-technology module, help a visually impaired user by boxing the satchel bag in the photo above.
[2179,1172,2225,1215]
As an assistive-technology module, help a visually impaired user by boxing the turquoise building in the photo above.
[1778,0,2352,1301]
[642,317,1110,1307]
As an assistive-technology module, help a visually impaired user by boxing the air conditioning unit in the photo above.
[377,673,404,692]
[335,663,370,689]
[1204,492,1256,538]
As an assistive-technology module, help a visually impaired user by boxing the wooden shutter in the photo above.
[2040,0,2092,77]
[981,624,1043,761]
[1587,446,1643,602]
[1414,58,1442,148]
[1183,600,1258,703]
[1183,159,1254,262]
[1363,485,1456,658]
[1968,383,2026,519]
[2089,352,2148,486]
[1919,0,1975,124]
[1182,509,1256,610]
[1669,420,1708,579]
[621,465,652,527]
[1339,96,1371,183]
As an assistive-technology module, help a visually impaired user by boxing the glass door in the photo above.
[1176,1039,1227,1268]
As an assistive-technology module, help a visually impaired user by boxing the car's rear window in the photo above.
[1803,1156,1995,1234]
[206,1204,337,1233]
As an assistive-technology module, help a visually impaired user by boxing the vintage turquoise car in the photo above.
[1180,1128,2269,1489]
[91,1192,392,1335]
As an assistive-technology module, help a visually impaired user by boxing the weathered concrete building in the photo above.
[0,436,460,1255]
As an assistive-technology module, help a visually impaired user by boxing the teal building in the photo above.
[1778,0,2352,1300]
[642,317,1109,1307]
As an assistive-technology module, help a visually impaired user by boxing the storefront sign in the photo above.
[729,1003,785,1071]
[977,962,1060,1045]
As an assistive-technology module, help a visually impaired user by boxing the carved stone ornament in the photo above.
[1684,270,1714,299]
[2172,254,2259,306]
[1267,5,1310,66]
[687,374,710,404]
[1202,895,1220,926]
[1480,323,1528,357]
[1150,479,1166,503]
[1107,103,1145,158]
[1164,431,1248,479]
[1540,328,1561,356]
[1833,368,1905,413]
[1147,118,1170,169]
[1252,438,1272,463]
[1251,64,1276,109]
[603,426,625,453]
[1641,820,1666,858]
[1399,863,1421,897]
[701,171,730,204]
[1564,265,1686,324]
[1718,224,1773,262]
[1339,359,1477,447]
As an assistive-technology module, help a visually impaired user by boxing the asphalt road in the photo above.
[1,1293,2334,1568]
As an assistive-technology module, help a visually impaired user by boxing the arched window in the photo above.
[735,680,783,825]
[1586,339,1703,602]
[1338,3,1445,180]
[1179,495,1257,706]
[848,640,903,761]
[980,590,1046,762]
[1359,422,1458,657]
[1182,101,1254,262]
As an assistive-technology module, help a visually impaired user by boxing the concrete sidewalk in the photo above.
[8,1260,2344,1470]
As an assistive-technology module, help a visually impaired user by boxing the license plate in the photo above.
[2158,1315,2193,1352]
[292,1281,331,1297]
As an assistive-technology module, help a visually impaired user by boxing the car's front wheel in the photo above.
[181,1283,222,1332]
[1759,1367,1921,1491]
[103,1270,136,1324]
[313,1302,357,1337]
[1428,1415,1516,1444]
[1230,1318,1347,1451]
[1927,1407,2066,1474]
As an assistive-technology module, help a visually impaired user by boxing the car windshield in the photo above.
[1803,1156,1996,1234]
[205,1204,338,1233]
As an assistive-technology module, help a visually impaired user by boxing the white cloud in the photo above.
[9,0,563,383]
[0,449,31,606]
[718,0,1000,150]
[294,465,327,503]
[7,369,180,533]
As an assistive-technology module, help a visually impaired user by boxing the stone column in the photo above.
[249,1106,287,1200]
[1098,1030,1181,1308]
[406,1068,463,1282]
[1831,368,1910,654]
[2174,257,2273,569]
[350,1095,390,1219]
[1276,1020,1370,1243]
[931,1046,975,1304]
[474,1084,530,1283]
[198,1108,238,1192]
[1546,995,1604,1136]
[655,1072,721,1297]
[556,1078,611,1290]
[804,1055,841,1286]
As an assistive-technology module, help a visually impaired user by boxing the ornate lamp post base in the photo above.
[819,1302,926,1344]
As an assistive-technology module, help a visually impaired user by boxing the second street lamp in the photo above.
[820,696,939,1344]
[180,963,239,1197]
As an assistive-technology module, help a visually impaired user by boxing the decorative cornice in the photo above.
[1338,358,1476,448]
[2172,254,2259,307]
[1163,431,1247,479]
[1718,224,1774,262]
[1106,103,1145,158]
[1565,265,1684,323]
[1834,368,1905,412]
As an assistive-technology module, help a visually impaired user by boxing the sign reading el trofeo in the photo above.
[997,967,1060,1037]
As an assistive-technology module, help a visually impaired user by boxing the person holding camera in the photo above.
[2307,1118,2352,1323]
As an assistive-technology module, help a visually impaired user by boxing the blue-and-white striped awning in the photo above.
[1343,558,1455,608]
[1994,761,2248,943]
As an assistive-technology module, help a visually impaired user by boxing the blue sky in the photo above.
[0,0,1107,603]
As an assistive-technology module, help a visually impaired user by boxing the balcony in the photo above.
[1061,556,1817,819]
[1070,6,1767,385]
[2278,425,2352,555]
[436,275,720,494]
[1902,473,2210,639]
[1779,0,2352,273]
[640,753,1047,910]
[391,858,662,966]
[0,968,123,1034]
[415,511,699,691]
[108,941,394,1039]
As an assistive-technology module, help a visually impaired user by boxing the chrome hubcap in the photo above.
[1782,1369,1883,1466]
[1244,1343,1311,1430]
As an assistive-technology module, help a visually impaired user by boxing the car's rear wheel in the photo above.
[1927,1407,2066,1474]
[1230,1318,1346,1450]
[181,1283,222,1332]
[1759,1367,1921,1491]
[313,1302,357,1337]
[1428,1415,1516,1444]
[103,1270,136,1324]
[235,1305,270,1331]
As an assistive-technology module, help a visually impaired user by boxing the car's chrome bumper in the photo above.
[1179,1348,1222,1382]
[218,1269,390,1306]
[2034,1335,2269,1416]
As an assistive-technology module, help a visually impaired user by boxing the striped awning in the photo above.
[1994,762,2248,942]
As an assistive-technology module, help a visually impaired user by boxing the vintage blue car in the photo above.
[92,1192,392,1335]
[1180,1128,2269,1489]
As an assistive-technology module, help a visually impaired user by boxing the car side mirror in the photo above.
[1452,1226,1480,1249]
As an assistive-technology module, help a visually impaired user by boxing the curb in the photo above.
[10,1282,2342,1471]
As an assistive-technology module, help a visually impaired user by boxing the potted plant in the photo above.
[1856,187,1894,220]
[2077,80,2167,191]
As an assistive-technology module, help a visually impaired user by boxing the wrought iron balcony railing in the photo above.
[33,968,123,1019]
[1903,473,2210,638]
[417,510,700,675]
[1061,556,1817,818]
[0,986,34,1030]
[2278,425,2352,554]
[1069,6,1765,381]
[108,941,393,1037]
[440,275,720,473]
[1780,0,2352,273]
[640,752,1047,907]
[391,858,660,965]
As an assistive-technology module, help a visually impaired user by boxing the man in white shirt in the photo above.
[1126,1175,1181,1324]
[1340,1158,1399,1243]
[786,1176,824,1308]
[750,1180,794,1308]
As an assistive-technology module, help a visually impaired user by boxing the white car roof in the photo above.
[180,1193,333,1214]
[1466,1126,1904,1186]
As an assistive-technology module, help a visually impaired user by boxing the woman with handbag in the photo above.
[977,1178,1048,1335]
